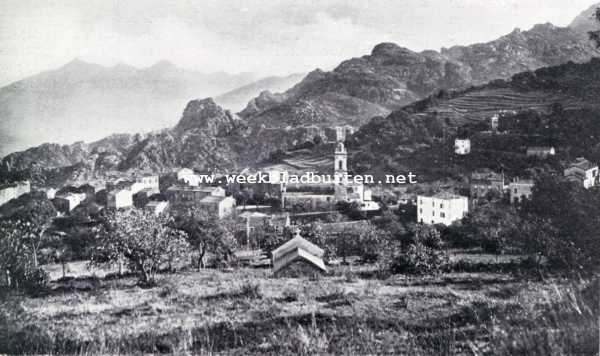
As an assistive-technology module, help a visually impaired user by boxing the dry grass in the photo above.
[0,265,597,355]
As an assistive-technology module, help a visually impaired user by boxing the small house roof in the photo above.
[272,247,327,274]
[271,230,324,262]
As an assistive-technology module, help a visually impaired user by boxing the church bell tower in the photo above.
[334,142,347,177]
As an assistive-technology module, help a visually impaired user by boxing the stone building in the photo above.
[470,170,505,199]
[198,195,236,218]
[281,141,378,212]
[166,185,226,205]
[564,157,598,189]
[0,180,30,207]
[53,192,87,213]
[509,179,534,204]
[144,201,169,216]
[106,189,133,209]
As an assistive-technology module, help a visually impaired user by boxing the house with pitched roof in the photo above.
[271,228,327,277]
[564,157,598,189]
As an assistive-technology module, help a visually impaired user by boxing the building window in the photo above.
[432,211,435,216]
[439,203,444,208]
[440,212,445,218]
[419,208,422,214]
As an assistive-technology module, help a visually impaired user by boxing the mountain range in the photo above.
[239,22,599,130]
[347,57,600,181]
[0,60,258,156]
[1,4,600,187]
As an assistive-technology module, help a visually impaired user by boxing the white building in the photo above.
[417,192,469,226]
[144,201,169,216]
[526,146,555,158]
[490,114,499,131]
[107,189,133,209]
[177,168,201,187]
[454,139,471,155]
[198,195,236,218]
[53,193,87,213]
[135,175,160,195]
[564,157,598,189]
[509,179,534,204]
[166,185,225,206]
[0,180,31,207]
[45,188,58,200]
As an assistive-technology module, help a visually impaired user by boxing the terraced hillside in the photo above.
[418,88,590,126]
[341,58,600,181]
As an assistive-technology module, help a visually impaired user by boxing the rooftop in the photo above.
[420,192,466,200]
[167,185,222,192]
[510,179,534,186]
[471,170,503,181]
[568,157,597,171]
[199,195,233,204]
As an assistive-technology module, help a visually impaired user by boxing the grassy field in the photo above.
[1,258,598,355]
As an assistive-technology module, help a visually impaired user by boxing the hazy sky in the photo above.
[0,0,598,86]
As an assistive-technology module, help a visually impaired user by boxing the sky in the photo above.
[0,0,598,86]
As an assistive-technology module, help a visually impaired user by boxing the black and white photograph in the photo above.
[0,0,599,354]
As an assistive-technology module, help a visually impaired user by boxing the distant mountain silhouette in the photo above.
[215,73,306,111]
[0,59,255,156]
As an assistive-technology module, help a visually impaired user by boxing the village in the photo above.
[0,109,597,354]
[0,111,598,277]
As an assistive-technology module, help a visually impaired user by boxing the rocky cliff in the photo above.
[241,23,599,129]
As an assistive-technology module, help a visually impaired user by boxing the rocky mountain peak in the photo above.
[175,98,239,136]
[371,42,415,58]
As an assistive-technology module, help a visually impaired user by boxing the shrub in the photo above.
[387,242,449,275]
[239,282,262,299]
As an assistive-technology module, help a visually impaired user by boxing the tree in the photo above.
[372,209,408,241]
[344,222,392,263]
[0,220,48,292]
[300,222,337,261]
[0,192,57,267]
[254,220,291,253]
[384,224,448,275]
[91,209,189,285]
[519,174,600,272]
[171,207,237,270]
[462,202,520,253]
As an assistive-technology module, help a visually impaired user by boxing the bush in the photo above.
[387,242,449,275]
[21,268,49,295]
[239,282,262,299]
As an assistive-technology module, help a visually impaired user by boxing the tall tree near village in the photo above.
[91,209,189,285]
[170,207,238,270]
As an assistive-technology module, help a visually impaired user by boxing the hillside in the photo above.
[214,73,306,112]
[240,22,599,130]
[0,59,256,156]
[0,97,340,187]
[347,58,600,181]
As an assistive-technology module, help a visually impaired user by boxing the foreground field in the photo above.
[0,264,597,355]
